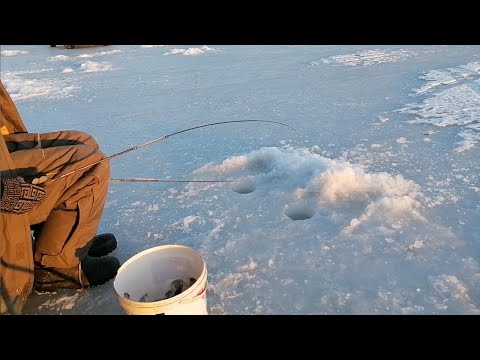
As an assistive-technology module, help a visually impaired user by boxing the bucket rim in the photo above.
[116,244,202,274]
[113,244,207,308]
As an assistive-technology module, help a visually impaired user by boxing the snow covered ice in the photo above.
[1,45,480,314]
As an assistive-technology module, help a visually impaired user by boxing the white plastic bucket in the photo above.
[113,245,208,315]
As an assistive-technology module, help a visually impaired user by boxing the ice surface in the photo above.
[1,45,479,314]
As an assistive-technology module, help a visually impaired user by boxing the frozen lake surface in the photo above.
[2,45,479,314]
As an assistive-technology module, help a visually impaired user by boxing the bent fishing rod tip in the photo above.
[109,178,234,183]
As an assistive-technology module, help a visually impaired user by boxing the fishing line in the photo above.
[109,178,233,183]
[46,119,299,183]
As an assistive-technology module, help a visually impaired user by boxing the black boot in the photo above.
[32,226,117,258]
[88,233,117,257]
[80,255,121,287]
[34,255,121,292]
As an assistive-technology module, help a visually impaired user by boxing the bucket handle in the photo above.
[179,282,207,305]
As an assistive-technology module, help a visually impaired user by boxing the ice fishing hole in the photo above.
[232,179,256,194]
[285,204,315,221]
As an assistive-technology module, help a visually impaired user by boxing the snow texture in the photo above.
[1,45,479,315]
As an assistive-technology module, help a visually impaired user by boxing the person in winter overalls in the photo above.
[0,80,120,314]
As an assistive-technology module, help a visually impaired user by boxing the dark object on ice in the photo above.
[48,45,76,49]
[48,45,108,49]
[124,292,130,300]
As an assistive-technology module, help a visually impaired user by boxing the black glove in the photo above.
[0,176,46,215]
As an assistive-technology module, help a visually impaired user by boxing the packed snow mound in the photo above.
[315,48,433,67]
[164,46,217,56]
[398,61,480,153]
[1,49,29,56]
[194,146,424,233]
[2,69,78,101]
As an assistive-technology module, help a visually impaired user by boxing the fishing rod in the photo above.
[109,178,233,183]
[46,119,299,183]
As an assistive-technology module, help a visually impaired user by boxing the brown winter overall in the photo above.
[1,81,110,272]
